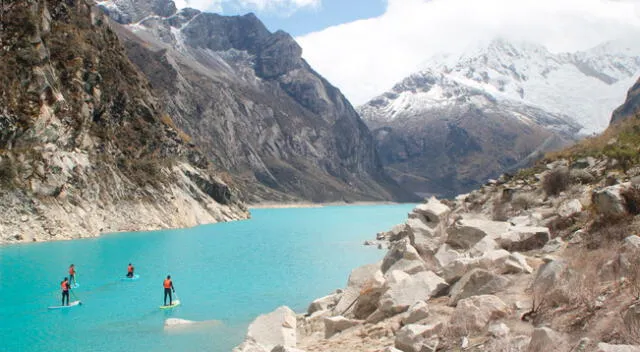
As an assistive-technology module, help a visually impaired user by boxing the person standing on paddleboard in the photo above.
[61,277,71,306]
[163,275,175,306]
[126,263,134,278]
[69,264,76,286]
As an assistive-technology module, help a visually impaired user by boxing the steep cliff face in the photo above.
[611,76,640,124]
[99,3,416,203]
[0,0,248,243]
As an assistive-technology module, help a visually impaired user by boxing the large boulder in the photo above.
[333,263,385,315]
[271,346,306,352]
[380,271,448,314]
[402,301,430,325]
[406,218,442,264]
[441,250,510,283]
[592,184,629,217]
[434,244,462,268]
[447,218,511,250]
[323,316,362,338]
[307,292,342,315]
[410,197,451,227]
[596,343,640,352]
[245,306,297,350]
[503,252,533,274]
[449,269,511,306]
[496,226,550,252]
[381,239,424,273]
[527,327,570,352]
[394,323,444,352]
[531,259,572,305]
[449,295,509,333]
[557,199,583,218]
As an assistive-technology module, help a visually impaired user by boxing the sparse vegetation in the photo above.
[622,186,640,215]
[542,167,570,196]
[0,156,16,188]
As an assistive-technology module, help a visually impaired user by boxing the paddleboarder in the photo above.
[61,277,71,306]
[68,264,76,286]
[126,263,134,278]
[163,275,175,306]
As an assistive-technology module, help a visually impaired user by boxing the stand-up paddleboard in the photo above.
[48,300,81,310]
[160,300,181,309]
[121,274,140,281]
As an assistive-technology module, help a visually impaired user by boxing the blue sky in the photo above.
[174,0,387,36]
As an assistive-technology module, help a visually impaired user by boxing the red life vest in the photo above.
[69,267,75,275]
[128,265,134,273]
[163,279,172,289]
[61,282,69,291]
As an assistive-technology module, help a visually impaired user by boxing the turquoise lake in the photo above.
[0,204,415,352]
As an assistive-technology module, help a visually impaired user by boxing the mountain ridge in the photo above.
[98,1,418,203]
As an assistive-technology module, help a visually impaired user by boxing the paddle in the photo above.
[70,289,83,305]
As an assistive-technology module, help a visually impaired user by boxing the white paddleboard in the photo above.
[121,274,140,281]
[48,300,81,310]
[159,300,181,309]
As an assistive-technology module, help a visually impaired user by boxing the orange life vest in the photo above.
[163,279,172,289]
[128,265,133,273]
[61,282,69,291]
[69,267,75,275]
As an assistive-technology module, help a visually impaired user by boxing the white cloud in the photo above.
[173,0,319,15]
[296,0,640,105]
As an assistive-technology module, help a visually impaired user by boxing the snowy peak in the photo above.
[375,38,640,134]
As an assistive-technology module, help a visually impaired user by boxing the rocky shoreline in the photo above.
[233,156,640,352]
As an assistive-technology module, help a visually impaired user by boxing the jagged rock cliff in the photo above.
[97,1,416,203]
[0,0,248,243]
[612,76,640,124]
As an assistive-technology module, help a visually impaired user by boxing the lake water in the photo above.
[0,204,415,352]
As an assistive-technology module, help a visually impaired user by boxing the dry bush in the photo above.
[543,167,570,196]
[621,186,640,215]
[0,157,16,188]
[511,193,537,211]
[492,197,511,221]
[585,216,636,249]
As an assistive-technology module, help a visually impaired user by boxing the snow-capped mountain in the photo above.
[358,38,640,197]
[413,38,640,134]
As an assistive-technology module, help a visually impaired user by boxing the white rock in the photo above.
[469,236,501,257]
[323,316,361,338]
[623,235,640,252]
[385,270,411,286]
[527,327,569,352]
[434,244,461,269]
[557,199,583,217]
[488,323,510,338]
[333,263,384,315]
[450,295,509,333]
[449,269,511,306]
[386,258,427,276]
[541,237,566,254]
[503,252,533,274]
[380,271,448,314]
[406,218,442,260]
[383,347,403,352]
[271,346,306,352]
[233,339,270,352]
[381,239,424,273]
[395,323,444,352]
[411,197,451,226]
[246,306,297,350]
[386,223,410,242]
[496,226,550,252]
[402,301,430,325]
[596,343,640,352]
[592,184,629,217]
[447,218,511,250]
[307,292,341,315]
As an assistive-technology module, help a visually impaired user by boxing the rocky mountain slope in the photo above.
[233,117,640,352]
[612,76,640,124]
[0,0,248,243]
[359,38,640,198]
[95,0,416,203]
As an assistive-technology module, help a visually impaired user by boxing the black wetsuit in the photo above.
[61,282,70,306]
